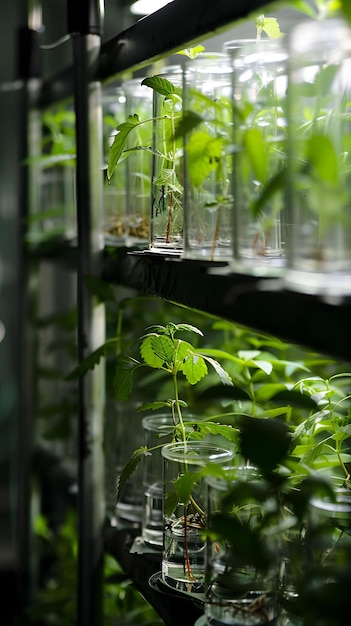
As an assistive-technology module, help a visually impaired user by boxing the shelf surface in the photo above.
[103,248,351,361]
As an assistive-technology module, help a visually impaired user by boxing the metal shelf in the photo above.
[37,0,277,107]
[103,248,351,360]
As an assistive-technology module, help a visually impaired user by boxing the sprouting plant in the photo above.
[112,321,239,586]
[289,373,351,485]
[255,14,284,40]
[113,322,237,494]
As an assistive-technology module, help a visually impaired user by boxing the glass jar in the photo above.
[161,441,234,594]
[124,77,153,247]
[227,38,288,276]
[149,65,184,253]
[102,83,128,245]
[141,413,175,548]
[182,53,234,262]
[285,18,351,297]
[300,486,351,625]
[205,466,279,625]
[113,401,144,528]
[34,102,76,243]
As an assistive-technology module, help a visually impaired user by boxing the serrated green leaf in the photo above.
[261,17,284,39]
[181,352,208,384]
[141,75,182,97]
[153,168,183,194]
[65,341,119,380]
[114,355,139,400]
[137,401,172,412]
[117,447,148,502]
[164,488,180,518]
[190,421,238,443]
[140,334,173,368]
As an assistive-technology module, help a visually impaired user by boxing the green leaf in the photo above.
[250,359,273,376]
[164,488,180,518]
[250,168,287,219]
[153,168,183,194]
[117,447,149,502]
[141,75,182,97]
[255,15,284,39]
[123,145,163,158]
[173,470,203,505]
[174,110,204,139]
[238,350,261,361]
[137,401,173,412]
[243,128,268,183]
[107,114,142,181]
[209,512,272,568]
[175,45,205,59]
[140,334,174,368]
[181,352,208,384]
[189,421,239,443]
[65,340,119,380]
[201,355,233,386]
[114,355,139,400]
[314,64,340,98]
[175,323,204,336]
[186,131,223,187]
[306,134,339,185]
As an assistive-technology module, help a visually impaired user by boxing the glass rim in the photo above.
[161,440,234,463]
[206,465,260,488]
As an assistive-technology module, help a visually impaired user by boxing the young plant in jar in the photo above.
[114,322,238,593]
[107,73,184,252]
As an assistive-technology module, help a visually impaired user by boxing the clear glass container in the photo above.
[124,77,153,247]
[141,413,174,548]
[102,83,128,245]
[205,466,279,625]
[31,102,76,244]
[227,39,288,276]
[149,65,184,253]
[161,441,234,595]
[284,18,351,297]
[114,401,144,528]
[300,486,351,625]
[182,53,234,262]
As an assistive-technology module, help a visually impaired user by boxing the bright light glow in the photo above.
[130,0,174,16]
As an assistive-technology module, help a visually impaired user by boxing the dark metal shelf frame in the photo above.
[103,249,351,361]
[37,0,277,107]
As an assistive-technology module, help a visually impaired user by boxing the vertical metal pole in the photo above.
[6,1,43,623]
[69,2,105,625]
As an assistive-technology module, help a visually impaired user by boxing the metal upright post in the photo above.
[67,2,105,625]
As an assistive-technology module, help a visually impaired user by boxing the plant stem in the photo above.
[183,505,194,581]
